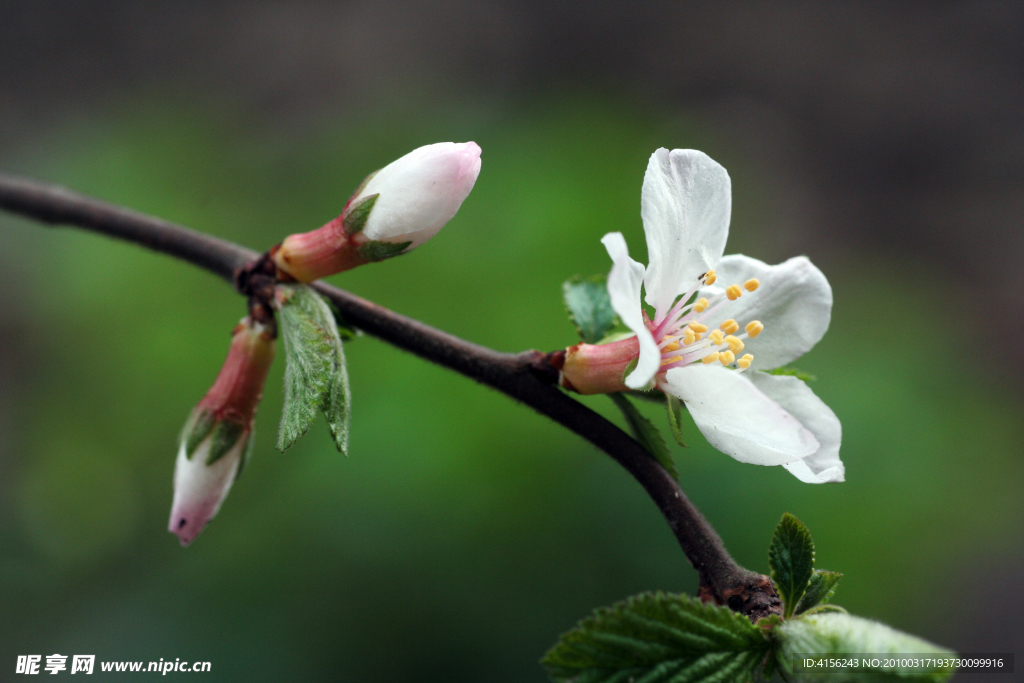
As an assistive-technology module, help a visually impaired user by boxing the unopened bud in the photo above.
[272,141,482,281]
[169,318,275,546]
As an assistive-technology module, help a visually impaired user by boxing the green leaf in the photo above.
[608,393,677,480]
[542,592,768,683]
[342,193,378,234]
[357,239,412,262]
[795,570,843,615]
[665,394,687,447]
[322,342,351,456]
[764,366,817,383]
[775,612,956,682]
[768,513,816,618]
[276,284,350,454]
[562,275,617,344]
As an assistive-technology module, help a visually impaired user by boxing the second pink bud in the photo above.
[272,141,482,282]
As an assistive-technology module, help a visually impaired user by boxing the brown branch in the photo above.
[0,172,780,619]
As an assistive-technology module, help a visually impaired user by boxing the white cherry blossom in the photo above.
[597,149,842,483]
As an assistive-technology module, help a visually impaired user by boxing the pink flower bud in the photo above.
[169,318,275,546]
[272,141,482,282]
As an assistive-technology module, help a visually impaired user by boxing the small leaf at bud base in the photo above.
[169,317,275,547]
[271,141,481,282]
[341,193,379,235]
[357,239,412,262]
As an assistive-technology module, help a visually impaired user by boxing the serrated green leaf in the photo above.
[775,612,956,682]
[665,394,687,447]
[276,284,350,454]
[542,592,768,683]
[357,239,412,262]
[763,367,817,383]
[562,275,618,344]
[608,393,678,480]
[342,193,378,234]
[323,342,351,455]
[768,513,816,618]
[795,570,842,615]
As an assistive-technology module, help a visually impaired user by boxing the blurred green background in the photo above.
[1,4,1021,681]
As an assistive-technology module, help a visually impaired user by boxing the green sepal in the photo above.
[342,193,379,235]
[794,570,843,615]
[562,274,617,344]
[609,393,678,480]
[205,420,245,466]
[775,612,956,682]
[625,389,664,403]
[768,513,816,619]
[233,428,256,483]
[276,284,351,454]
[180,408,216,458]
[764,366,817,383]
[347,169,379,204]
[542,591,768,683]
[621,356,639,384]
[665,394,687,447]
[358,239,412,262]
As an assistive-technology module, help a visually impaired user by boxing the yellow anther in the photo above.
[662,340,680,353]
[743,278,760,292]
[694,332,704,341]
[737,353,754,369]
[745,320,764,338]
[720,319,740,335]
[687,321,708,333]
[719,350,736,366]
[682,328,697,345]
[702,352,720,364]
[661,355,683,366]
[708,329,724,345]
[703,270,717,286]
[693,297,709,313]
[726,284,743,301]
[724,335,745,353]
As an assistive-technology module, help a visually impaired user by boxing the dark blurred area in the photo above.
[1,2,1021,681]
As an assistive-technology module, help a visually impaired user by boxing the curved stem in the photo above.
[0,172,779,619]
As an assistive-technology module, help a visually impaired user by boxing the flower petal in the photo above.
[748,372,844,483]
[601,232,661,389]
[641,149,731,318]
[168,438,245,546]
[704,254,832,370]
[359,141,482,248]
[661,364,818,465]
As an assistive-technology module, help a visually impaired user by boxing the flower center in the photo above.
[648,269,764,374]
